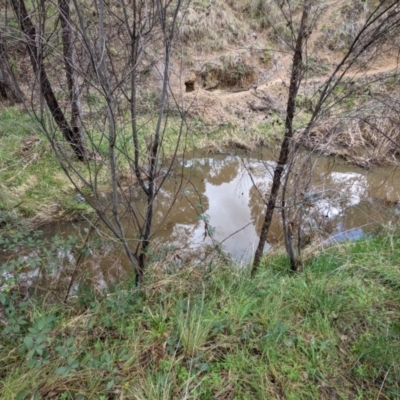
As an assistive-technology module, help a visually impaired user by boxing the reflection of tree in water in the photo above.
[286,156,372,242]
[166,224,206,251]
[121,154,400,256]
[206,156,241,186]
[142,157,216,241]
[151,156,243,229]
[152,155,265,253]
[249,184,266,225]
[246,161,274,225]
[150,182,208,233]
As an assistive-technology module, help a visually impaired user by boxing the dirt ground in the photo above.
[172,50,399,126]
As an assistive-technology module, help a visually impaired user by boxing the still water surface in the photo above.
[4,152,400,293]
[82,152,399,258]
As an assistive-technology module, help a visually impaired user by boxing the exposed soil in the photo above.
[148,0,400,167]
[176,52,399,123]
[168,45,400,167]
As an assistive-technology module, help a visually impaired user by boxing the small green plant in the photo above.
[54,336,80,377]
[1,231,400,399]
[260,47,272,64]
[20,315,56,368]
[177,299,212,355]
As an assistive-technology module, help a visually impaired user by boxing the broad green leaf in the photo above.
[106,380,114,390]
[55,366,68,375]
[23,336,34,349]
[66,337,75,346]
[15,390,30,400]
[37,319,46,331]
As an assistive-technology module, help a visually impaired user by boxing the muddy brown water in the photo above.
[2,151,400,295]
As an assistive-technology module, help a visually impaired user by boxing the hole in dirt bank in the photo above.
[185,80,195,92]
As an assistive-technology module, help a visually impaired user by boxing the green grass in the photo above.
[1,230,400,399]
[0,107,93,223]
[0,106,282,226]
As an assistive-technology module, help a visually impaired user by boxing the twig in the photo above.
[64,217,99,302]
[376,364,392,400]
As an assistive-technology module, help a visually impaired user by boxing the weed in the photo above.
[1,230,400,398]
[176,297,213,356]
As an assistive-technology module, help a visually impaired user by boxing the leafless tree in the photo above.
[58,0,85,154]
[6,0,188,285]
[252,0,400,274]
[252,0,312,272]
[10,0,89,160]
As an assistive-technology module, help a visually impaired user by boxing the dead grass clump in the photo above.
[179,0,248,51]
[302,107,400,167]
[203,141,223,154]
[321,2,377,52]
[227,139,255,152]
[200,51,257,89]
[143,255,230,302]
[226,0,303,30]
[324,22,365,52]
[225,0,268,29]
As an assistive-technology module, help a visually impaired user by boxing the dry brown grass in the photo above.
[301,105,400,167]
[179,0,249,51]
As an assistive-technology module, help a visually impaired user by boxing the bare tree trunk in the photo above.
[0,35,24,103]
[281,155,300,271]
[11,0,88,161]
[252,0,311,275]
[58,0,84,147]
[136,0,183,284]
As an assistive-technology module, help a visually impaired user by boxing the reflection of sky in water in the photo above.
[169,158,378,260]
[15,153,400,295]
[314,172,367,218]
[169,156,274,261]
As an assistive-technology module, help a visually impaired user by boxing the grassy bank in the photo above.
[1,229,400,399]
[0,107,89,225]
[0,106,282,226]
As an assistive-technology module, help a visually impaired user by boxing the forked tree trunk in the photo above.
[252,0,311,274]
[11,0,89,161]
[0,36,24,103]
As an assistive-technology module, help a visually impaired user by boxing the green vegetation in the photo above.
[0,107,281,225]
[1,229,400,399]
[0,108,93,223]
[2,1,400,394]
